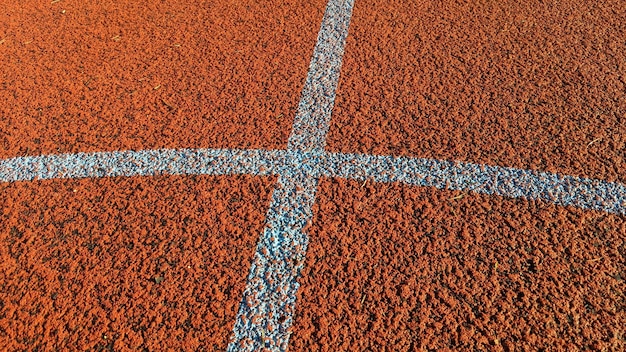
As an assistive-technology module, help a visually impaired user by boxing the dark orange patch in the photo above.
[291,178,626,351]
[0,174,274,350]
[327,0,626,183]
[0,0,326,158]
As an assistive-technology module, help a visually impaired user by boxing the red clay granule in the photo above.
[327,0,626,183]
[0,174,275,350]
[290,178,625,351]
[0,0,326,158]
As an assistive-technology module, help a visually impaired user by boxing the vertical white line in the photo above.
[287,0,355,153]
[228,0,355,350]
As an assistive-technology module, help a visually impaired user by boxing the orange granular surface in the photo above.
[291,178,626,351]
[0,0,326,158]
[327,0,626,183]
[0,174,274,350]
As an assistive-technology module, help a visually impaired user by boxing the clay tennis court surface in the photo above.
[1,0,625,351]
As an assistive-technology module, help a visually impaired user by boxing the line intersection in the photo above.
[0,0,625,351]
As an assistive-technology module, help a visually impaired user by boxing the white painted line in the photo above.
[2,149,625,215]
[287,0,354,153]
[321,152,626,215]
[228,0,355,350]
[0,149,286,182]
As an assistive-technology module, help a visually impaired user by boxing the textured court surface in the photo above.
[0,0,325,157]
[1,0,625,351]
[327,0,626,183]
[1,175,275,350]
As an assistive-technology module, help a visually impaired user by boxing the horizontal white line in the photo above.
[2,148,625,215]
[323,152,626,215]
[0,149,285,182]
